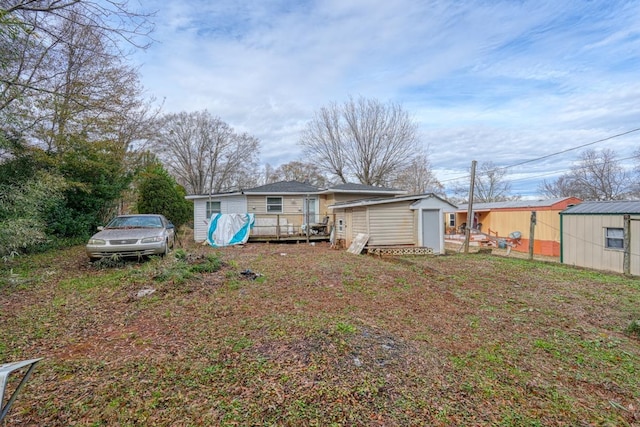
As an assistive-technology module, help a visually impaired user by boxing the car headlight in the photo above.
[88,238,106,245]
[141,236,164,243]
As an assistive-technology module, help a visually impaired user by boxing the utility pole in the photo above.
[464,160,477,254]
[528,211,536,260]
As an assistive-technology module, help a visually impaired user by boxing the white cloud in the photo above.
[133,0,640,196]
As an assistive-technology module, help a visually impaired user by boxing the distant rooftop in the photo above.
[561,200,640,215]
[458,197,579,211]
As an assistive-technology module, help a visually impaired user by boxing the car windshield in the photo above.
[106,216,162,229]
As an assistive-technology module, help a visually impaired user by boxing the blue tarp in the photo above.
[207,213,255,247]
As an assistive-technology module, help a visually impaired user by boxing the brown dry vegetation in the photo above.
[1,238,639,426]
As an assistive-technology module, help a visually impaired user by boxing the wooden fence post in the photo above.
[624,214,631,275]
[528,211,536,260]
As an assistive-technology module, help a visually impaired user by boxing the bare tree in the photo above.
[299,96,419,186]
[540,148,632,201]
[452,161,516,203]
[475,161,516,202]
[266,160,332,187]
[391,153,443,195]
[150,111,261,195]
[0,0,154,113]
[538,175,576,198]
[19,10,157,153]
[632,148,640,199]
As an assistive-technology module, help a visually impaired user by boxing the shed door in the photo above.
[422,209,440,250]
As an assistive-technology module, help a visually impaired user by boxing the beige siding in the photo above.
[246,195,304,215]
[563,214,640,275]
[318,195,330,217]
[368,202,416,246]
[351,208,368,236]
[246,195,330,225]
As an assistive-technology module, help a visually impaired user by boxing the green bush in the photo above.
[626,319,640,338]
[137,165,193,228]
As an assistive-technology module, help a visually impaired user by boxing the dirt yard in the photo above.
[1,240,639,426]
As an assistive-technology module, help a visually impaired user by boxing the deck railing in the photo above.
[250,214,333,239]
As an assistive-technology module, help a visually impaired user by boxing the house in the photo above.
[452,197,582,256]
[329,194,457,255]
[185,191,247,242]
[185,181,405,242]
[560,200,640,275]
[243,181,322,237]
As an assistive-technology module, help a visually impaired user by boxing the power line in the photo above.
[499,127,640,171]
[437,127,640,186]
[507,154,640,185]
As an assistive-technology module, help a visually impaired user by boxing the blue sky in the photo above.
[134,0,640,197]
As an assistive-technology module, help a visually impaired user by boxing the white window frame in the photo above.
[206,201,221,218]
[266,197,283,213]
[605,227,624,250]
[448,213,455,227]
[338,218,344,233]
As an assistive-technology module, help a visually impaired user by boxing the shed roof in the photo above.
[560,200,640,215]
[323,183,404,194]
[458,197,579,212]
[329,193,457,210]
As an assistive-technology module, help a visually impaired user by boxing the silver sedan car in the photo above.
[86,214,175,261]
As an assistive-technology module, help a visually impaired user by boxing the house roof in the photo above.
[323,183,405,194]
[560,200,640,215]
[329,193,457,210]
[186,181,407,198]
[185,191,243,200]
[242,180,321,194]
[457,197,580,212]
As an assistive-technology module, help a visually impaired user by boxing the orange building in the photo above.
[451,197,582,257]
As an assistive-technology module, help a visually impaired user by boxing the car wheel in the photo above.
[162,240,170,257]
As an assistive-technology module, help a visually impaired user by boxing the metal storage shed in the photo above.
[560,200,640,275]
[329,194,457,255]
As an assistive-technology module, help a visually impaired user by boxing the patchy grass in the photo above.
[1,242,639,426]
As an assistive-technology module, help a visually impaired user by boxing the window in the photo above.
[448,213,455,227]
[266,197,283,213]
[206,201,221,218]
[605,227,624,250]
[338,219,344,232]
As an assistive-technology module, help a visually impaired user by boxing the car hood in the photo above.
[90,228,165,240]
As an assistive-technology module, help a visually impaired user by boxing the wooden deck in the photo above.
[248,234,330,244]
